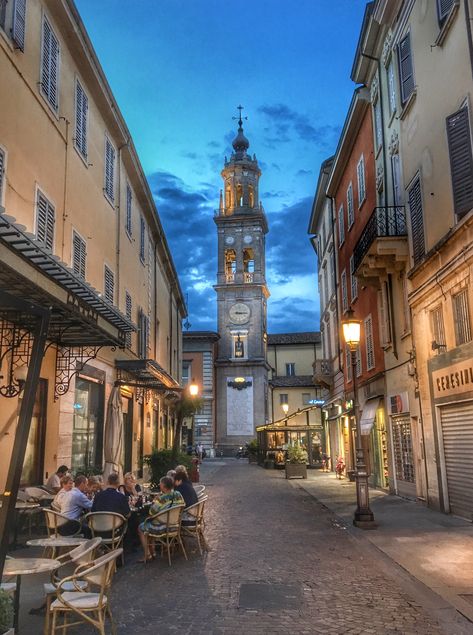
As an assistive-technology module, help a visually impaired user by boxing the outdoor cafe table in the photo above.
[0,501,40,548]
[26,536,87,548]
[3,557,60,633]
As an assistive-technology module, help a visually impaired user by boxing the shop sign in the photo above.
[387,392,409,415]
[432,360,473,399]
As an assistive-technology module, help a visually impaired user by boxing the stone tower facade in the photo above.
[214,112,270,452]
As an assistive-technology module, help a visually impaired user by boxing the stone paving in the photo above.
[19,460,446,634]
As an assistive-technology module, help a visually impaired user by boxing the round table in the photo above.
[26,536,87,548]
[3,557,60,633]
[0,501,41,548]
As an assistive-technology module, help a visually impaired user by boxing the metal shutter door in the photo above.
[440,401,473,518]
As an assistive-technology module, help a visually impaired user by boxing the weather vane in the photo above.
[232,104,247,129]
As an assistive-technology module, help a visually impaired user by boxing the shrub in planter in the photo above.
[247,438,259,463]
[0,589,13,635]
[285,444,308,479]
[143,450,192,488]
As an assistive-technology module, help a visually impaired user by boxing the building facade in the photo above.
[0,0,185,490]
[214,115,270,452]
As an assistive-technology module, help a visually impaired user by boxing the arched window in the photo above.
[249,185,255,207]
[236,184,243,206]
[225,249,236,281]
[243,248,255,272]
[225,186,232,210]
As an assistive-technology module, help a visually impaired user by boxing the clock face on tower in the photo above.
[229,303,250,324]
[225,236,235,245]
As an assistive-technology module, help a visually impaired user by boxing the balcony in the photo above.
[313,359,333,389]
[353,206,408,284]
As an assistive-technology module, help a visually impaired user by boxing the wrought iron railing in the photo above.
[353,206,407,272]
[244,272,253,283]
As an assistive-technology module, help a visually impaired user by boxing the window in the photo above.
[72,231,86,279]
[392,416,415,483]
[437,0,455,25]
[182,360,191,385]
[430,305,446,349]
[374,99,383,150]
[41,16,60,111]
[1,0,27,51]
[364,315,375,370]
[302,393,311,406]
[104,265,114,304]
[126,184,132,236]
[347,183,354,228]
[357,155,366,206]
[401,274,411,333]
[279,394,288,405]
[104,135,115,202]
[125,292,132,349]
[408,176,425,265]
[387,60,397,116]
[378,281,392,346]
[139,216,145,262]
[232,333,247,359]
[138,308,150,359]
[323,262,329,304]
[285,363,296,376]
[341,269,348,313]
[398,32,415,106]
[338,204,345,245]
[392,154,402,206]
[36,190,55,250]
[446,106,473,218]
[0,147,6,205]
[452,289,472,345]
[350,255,358,301]
[74,79,88,160]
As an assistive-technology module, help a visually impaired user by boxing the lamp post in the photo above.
[342,308,376,529]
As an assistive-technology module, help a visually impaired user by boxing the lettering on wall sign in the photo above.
[432,360,473,399]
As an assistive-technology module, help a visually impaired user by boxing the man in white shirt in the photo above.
[52,475,73,511]
[59,475,92,535]
[45,465,69,494]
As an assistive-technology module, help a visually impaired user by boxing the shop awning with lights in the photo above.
[360,397,380,435]
[115,359,180,391]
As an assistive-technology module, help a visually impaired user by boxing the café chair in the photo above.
[144,504,187,567]
[181,496,208,555]
[85,512,127,565]
[48,548,122,635]
[43,508,81,541]
[194,485,206,499]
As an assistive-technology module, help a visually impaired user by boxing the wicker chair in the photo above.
[43,537,101,635]
[48,548,122,635]
[181,495,208,555]
[193,485,206,499]
[144,504,187,566]
[85,512,127,564]
[43,508,81,539]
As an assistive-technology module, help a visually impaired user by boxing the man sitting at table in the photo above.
[45,465,69,494]
[51,475,73,511]
[59,474,92,535]
[137,476,184,562]
[92,472,130,519]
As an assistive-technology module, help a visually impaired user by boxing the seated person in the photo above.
[45,465,69,494]
[92,472,130,518]
[51,475,73,511]
[119,472,142,500]
[87,475,104,498]
[174,468,198,509]
[137,476,184,561]
[59,475,92,535]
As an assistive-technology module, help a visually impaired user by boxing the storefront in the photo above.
[360,396,389,489]
[430,346,473,518]
[71,368,105,473]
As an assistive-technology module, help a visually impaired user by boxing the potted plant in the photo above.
[285,445,308,479]
[0,589,14,635]
[247,439,259,463]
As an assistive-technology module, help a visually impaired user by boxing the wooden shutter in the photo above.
[125,292,132,348]
[72,231,86,279]
[446,107,473,218]
[347,184,354,227]
[341,270,348,312]
[408,177,425,265]
[338,205,345,245]
[365,315,375,370]
[357,157,365,204]
[12,0,26,51]
[378,282,392,346]
[36,191,55,250]
[104,265,114,303]
[41,17,59,109]
[104,136,115,201]
[437,0,455,23]
[75,80,88,159]
[0,148,5,204]
[398,33,414,105]
[140,216,145,261]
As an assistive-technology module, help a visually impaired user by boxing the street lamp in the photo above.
[281,402,289,416]
[342,308,376,529]
[188,380,199,397]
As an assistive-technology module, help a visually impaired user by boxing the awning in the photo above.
[360,397,380,435]
[115,359,180,390]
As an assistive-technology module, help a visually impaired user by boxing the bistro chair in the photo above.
[43,508,81,540]
[85,512,127,566]
[43,537,101,635]
[144,504,187,567]
[48,548,122,635]
[24,486,55,504]
[16,489,43,537]
[181,495,208,555]
[194,485,206,499]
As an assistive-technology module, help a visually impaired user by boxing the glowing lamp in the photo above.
[281,403,289,415]
[342,308,361,351]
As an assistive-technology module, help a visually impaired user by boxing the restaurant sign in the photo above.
[432,359,473,399]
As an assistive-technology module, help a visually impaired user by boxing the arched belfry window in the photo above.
[225,186,232,211]
[243,248,254,282]
[225,249,236,282]
[236,184,243,207]
[249,185,255,208]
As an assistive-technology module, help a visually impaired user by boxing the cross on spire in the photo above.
[232,104,247,129]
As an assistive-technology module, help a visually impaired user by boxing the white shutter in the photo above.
[104,265,114,303]
[126,184,132,235]
[338,205,345,245]
[347,184,354,227]
[36,190,55,250]
[357,156,366,205]
[0,148,5,204]
[364,314,375,370]
[72,231,86,279]
[378,282,391,347]
[341,269,348,313]
[104,136,115,201]
[140,216,145,261]
[75,80,88,159]
[12,0,26,51]
[388,61,396,115]
[41,17,59,110]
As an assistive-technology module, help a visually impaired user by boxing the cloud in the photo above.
[262,190,288,199]
[296,169,312,177]
[258,103,340,148]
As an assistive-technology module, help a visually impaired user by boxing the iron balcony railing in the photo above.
[353,205,407,272]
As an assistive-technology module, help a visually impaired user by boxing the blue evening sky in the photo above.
[75,0,367,333]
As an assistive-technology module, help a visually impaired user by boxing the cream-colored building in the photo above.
[0,0,185,489]
[393,0,473,516]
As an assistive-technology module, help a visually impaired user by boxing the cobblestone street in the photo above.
[105,460,445,635]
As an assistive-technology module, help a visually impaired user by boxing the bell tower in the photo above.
[214,106,270,452]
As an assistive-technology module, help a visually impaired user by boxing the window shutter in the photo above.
[104,137,115,201]
[398,33,414,105]
[453,289,472,345]
[347,184,354,227]
[388,62,396,115]
[104,266,114,303]
[338,205,345,245]
[408,177,425,265]
[437,0,455,23]
[140,217,145,261]
[341,269,348,312]
[357,156,365,204]
[378,282,392,347]
[72,231,86,279]
[446,107,473,218]
[126,184,132,234]
[41,17,59,110]
[346,347,352,382]
[36,191,55,250]
[350,255,357,300]
[365,315,375,370]
[12,0,26,51]
[125,292,132,348]
[0,148,5,203]
[75,80,88,159]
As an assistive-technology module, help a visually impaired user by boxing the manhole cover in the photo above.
[239,583,302,610]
